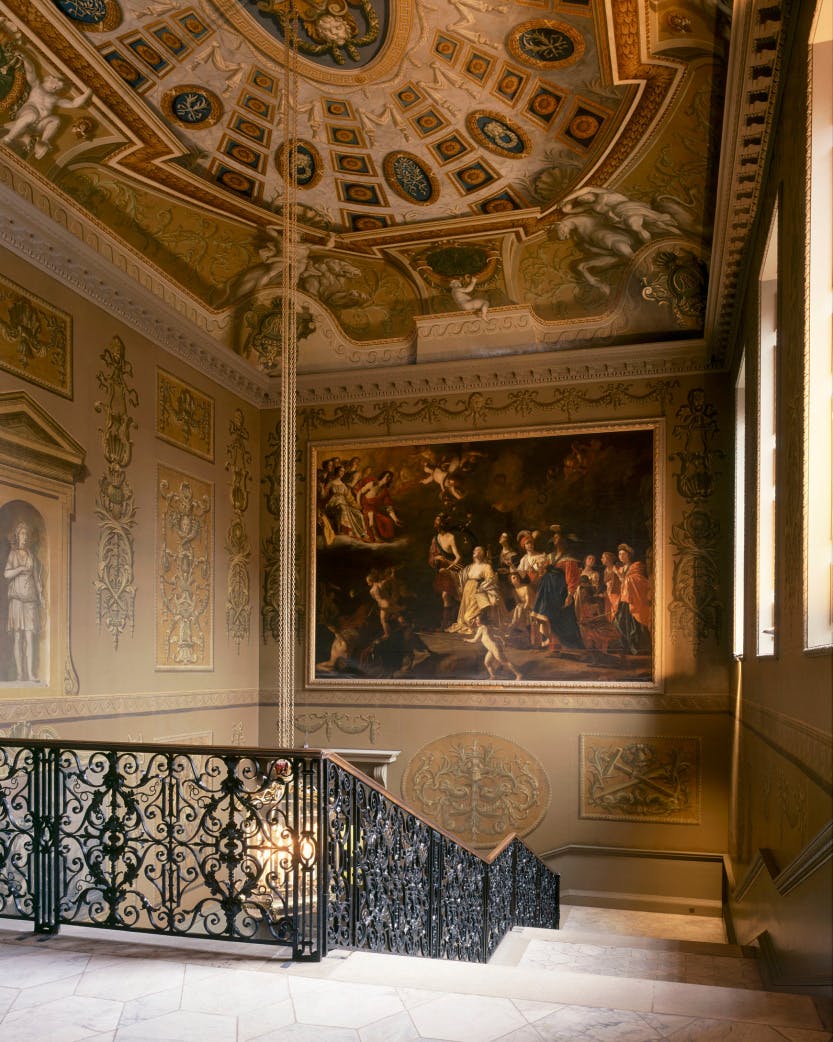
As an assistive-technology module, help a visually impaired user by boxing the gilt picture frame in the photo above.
[308,420,664,692]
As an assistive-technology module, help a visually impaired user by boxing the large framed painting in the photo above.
[308,421,663,690]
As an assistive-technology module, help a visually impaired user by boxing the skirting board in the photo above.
[561,890,723,918]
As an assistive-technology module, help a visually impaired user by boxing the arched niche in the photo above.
[0,392,85,695]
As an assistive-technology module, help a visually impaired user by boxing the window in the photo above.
[757,212,778,657]
[806,0,833,650]
[733,354,746,657]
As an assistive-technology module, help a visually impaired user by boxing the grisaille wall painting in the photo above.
[0,272,72,399]
[156,464,213,670]
[580,734,701,825]
[401,732,550,848]
[156,368,214,462]
[310,422,660,688]
[0,500,48,685]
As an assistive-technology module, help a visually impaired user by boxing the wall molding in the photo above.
[756,929,833,993]
[733,820,833,903]
[0,688,259,724]
[740,700,833,793]
[292,690,733,712]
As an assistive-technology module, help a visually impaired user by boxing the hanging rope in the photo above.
[276,4,300,748]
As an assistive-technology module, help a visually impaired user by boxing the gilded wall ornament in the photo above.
[156,465,212,669]
[156,368,214,462]
[667,387,725,648]
[93,336,138,650]
[669,508,722,647]
[401,733,550,847]
[641,249,708,326]
[0,271,72,398]
[580,734,701,824]
[669,387,724,502]
[224,409,252,651]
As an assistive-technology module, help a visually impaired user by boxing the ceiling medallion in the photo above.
[211,0,413,85]
[275,139,323,189]
[465,110,531,159]
[383,151,439,205]
[161,86,223,129]
[50,0,123,32]
[506,19,585,70]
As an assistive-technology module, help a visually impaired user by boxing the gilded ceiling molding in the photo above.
[0,177,270,406]
[705,0,791,366]
[93,336,138,650]
[0,687,259,725]
[224,409,252,652]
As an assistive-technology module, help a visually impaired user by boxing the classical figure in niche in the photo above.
[4,519,44,682]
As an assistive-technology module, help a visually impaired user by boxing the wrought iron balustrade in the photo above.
[0,738,558,963]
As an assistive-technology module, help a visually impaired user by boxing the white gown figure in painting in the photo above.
[4,521,44,683]
[449,276,489,318]
[0,54,92,159]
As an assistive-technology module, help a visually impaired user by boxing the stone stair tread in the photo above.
[323,948,825,1032]
[514,924,756,959]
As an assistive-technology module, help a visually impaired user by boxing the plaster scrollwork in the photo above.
[224,409,252,651]
[667,388,725,649]
[93,336,138,651]
[401,732,550,847]
[296,711,380,744]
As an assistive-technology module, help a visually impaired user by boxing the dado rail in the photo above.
[0,740,559,962]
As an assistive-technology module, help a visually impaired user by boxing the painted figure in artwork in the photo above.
[4,520,44,682]
[0,53,91,159]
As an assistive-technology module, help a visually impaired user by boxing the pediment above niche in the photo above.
[0,391,85,486]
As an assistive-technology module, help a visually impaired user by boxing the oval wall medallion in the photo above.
[161,85,223,129]
[383,151,439,205]
[275,140,323,188]
[51,0,122,31]
[466,111,531,158]
[506,19,585,69]
[401,732,550,848]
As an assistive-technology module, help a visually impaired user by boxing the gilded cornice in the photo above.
[705,0,791,367]
[0,176,270,406]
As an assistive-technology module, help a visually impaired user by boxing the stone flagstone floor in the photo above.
[0,907,829,1042]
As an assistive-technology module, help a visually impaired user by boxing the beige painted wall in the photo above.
[0,244,261,748]
[724,0,832,986]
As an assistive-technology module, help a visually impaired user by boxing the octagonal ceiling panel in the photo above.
[0,0,729,373]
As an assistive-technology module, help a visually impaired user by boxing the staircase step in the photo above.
[314,948,826,1033]
[491,927,763,990]
[515,924,755,959]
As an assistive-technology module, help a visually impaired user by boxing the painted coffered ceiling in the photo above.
[0,0,773,390]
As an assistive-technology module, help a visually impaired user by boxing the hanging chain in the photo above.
[277,4,300,748]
